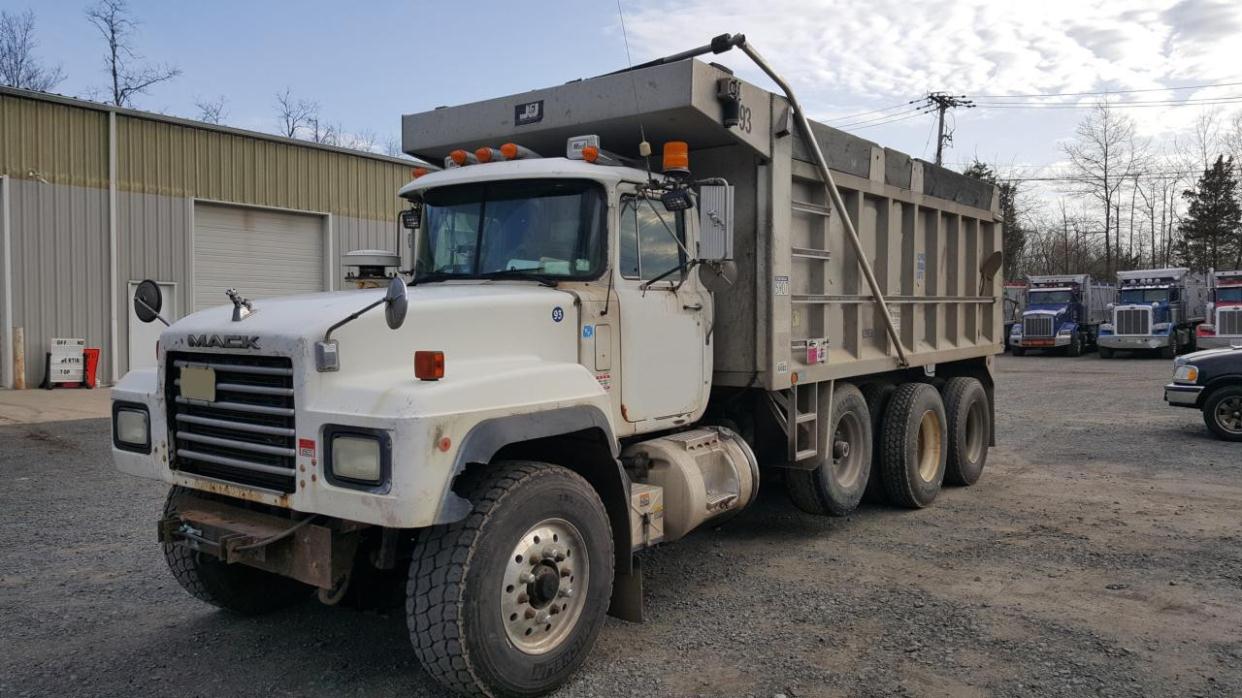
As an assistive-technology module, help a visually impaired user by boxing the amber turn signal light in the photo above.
[415,351,445,381]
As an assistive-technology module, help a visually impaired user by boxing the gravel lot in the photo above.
[3,354,1240,697]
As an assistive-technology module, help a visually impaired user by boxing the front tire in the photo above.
[785,383,873,516]
[879,383,948,508]
[1011,346,1026,357]
[1161,342,1177,359]
[1203,386,1242,442]
[162,486,312,615]
[408,462,614,697]
[1098,346,1114,359]
[1066,332,1083,357]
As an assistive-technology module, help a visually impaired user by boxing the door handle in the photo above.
[683,303,703,311]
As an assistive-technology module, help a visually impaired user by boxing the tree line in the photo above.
[0,2,406,157]
[968,105,1242,280]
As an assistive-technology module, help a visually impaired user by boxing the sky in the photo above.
[7,0,1242,183]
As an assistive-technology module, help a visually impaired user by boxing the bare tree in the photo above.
[0,9,65,91]
[276,87,317,138]
[305,117,339,145]
[85,0,180,107]
[1062,102,1149,276]
[194,95,226,124]
[347,128,379,153]
[383,135,404,158]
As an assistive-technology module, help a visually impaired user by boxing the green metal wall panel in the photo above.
[0,94,109,188]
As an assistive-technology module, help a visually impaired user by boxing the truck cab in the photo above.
[1099,268,1208,359]
[1010,274,1112,356]
[1196,270,1242,349]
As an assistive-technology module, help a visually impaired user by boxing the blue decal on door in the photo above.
[582,324,594,338]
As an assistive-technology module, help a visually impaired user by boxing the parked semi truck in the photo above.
[1010,274,1114,356]
[111,35,1004,697]
[1196,269,1242,349]
[1099,267,1209,358]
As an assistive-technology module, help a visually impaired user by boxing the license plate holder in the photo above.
[180,365,217,402]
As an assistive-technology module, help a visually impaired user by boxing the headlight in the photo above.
[1173,365,1199,383]
[1057,327,1072,336]
[1153,322,1172,331]
[112,403,151,453]
[326,427,391,487]
[1010,325,1022,336]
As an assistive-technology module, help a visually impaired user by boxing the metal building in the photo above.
[0,86,414,388]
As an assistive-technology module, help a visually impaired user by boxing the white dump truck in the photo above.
[112,34,1003,697]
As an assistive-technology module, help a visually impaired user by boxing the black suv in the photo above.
[1164,346,1242,441]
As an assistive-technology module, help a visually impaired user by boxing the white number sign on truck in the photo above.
[112,34,1004,697]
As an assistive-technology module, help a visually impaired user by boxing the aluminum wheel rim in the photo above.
[1216,397,1242,434]
[500,518,589,656]
[832,412,866,488]
[916,410,943,482]
[964,399,986,463]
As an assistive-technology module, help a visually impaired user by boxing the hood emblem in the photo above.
[189,334,260,350]
[226,288,254,322]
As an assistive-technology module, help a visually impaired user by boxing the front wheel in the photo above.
[1011,346,1026,357]
[1203,386,1242,442]
[1098,346,1114,359]
[407,462,614,697]
[1161,342,1177,359]
[1066,332,1083,357]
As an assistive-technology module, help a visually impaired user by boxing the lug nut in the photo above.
[560,568,571,578]
[525,609,536,619]
[535,610,550,624]
[518,571,534,583]
[558,587,575,598]
[541,544,563,561]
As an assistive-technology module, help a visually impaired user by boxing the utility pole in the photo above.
[924,92,974,166]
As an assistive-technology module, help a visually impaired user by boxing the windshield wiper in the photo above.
[477,269,559,288]
[410,271,462,286]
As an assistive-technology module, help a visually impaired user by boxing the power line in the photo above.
[839,108,935,132]
[833,105,929,129]
[974,97,1242,110]
[823,100,918,123]
[974,79,1242,99]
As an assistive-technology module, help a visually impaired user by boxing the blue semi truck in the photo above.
[1099,268,1210,359]
[1011,274,1115,356]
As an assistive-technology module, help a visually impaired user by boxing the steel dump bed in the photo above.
[403,58,1003,390]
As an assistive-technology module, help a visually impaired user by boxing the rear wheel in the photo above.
[408,462,613,697]
[1203,386,1242,442]
[162,487,312,615]
[941,377,990,486]
[879,383,948,508]
[860,383,897,504]
[786,383,873,516]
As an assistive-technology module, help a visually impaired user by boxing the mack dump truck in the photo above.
[1010,274,1114,356]
[1099,267,1210,358]
[1196,269,1242,349]
[112,35,1003,697]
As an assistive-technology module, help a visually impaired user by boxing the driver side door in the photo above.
[614,193,709,425]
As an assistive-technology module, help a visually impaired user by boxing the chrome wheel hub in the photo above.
[501,518,588,655]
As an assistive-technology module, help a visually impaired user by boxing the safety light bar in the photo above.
[445,149,478,168]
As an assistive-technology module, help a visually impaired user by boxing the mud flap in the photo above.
[607,555,644,622]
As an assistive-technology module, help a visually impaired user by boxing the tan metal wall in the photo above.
[0,87,415,387]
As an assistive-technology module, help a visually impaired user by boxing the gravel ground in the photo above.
[2,353,1240,697]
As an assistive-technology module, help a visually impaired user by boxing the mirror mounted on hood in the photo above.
[316,279,410,372]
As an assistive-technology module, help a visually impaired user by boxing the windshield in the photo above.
[1028,290,1072,305]
[413,179,606,281]
[1217,287,1242,303]
[1120,288,1169,304]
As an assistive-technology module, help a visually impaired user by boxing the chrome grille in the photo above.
[1023,315,1054,338]
[1115,308,1150,335]
[1219,308,1242,336]
[166,352,296,492]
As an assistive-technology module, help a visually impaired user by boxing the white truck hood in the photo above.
[161,282,581,386]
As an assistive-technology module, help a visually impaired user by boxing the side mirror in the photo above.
[134,280,168,326]
[384,276,409,330]
[697,184,734,262]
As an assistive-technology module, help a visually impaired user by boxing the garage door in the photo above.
[193,203,326,311]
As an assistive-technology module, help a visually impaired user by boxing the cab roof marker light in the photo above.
[500,143,539,160]
[445,149,478,168]
[475,146,505,163]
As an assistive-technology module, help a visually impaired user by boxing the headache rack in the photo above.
[166,352,297,492]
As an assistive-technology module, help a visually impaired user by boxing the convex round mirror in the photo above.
[134,279,163,324]
[698,260,737,293]
[384,276,409,330]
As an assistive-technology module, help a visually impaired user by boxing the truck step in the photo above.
[795,412,818,424]
[794,448,819,462]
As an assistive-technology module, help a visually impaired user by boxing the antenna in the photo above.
[616,0,653,176]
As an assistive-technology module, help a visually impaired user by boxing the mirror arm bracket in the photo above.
[134,297,170,327]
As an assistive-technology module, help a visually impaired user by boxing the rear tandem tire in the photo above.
[859,382,897,504]
[162,486,313,616]
[785,383,873,516]
[407,461,614,698]
[879,383,948,508]
[941,377,990,486]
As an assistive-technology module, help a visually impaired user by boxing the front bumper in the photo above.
[1100,335,1170,350]
[1164,383,1203,407]
[1194,336,1242,349]
[1019,336,1070,348]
